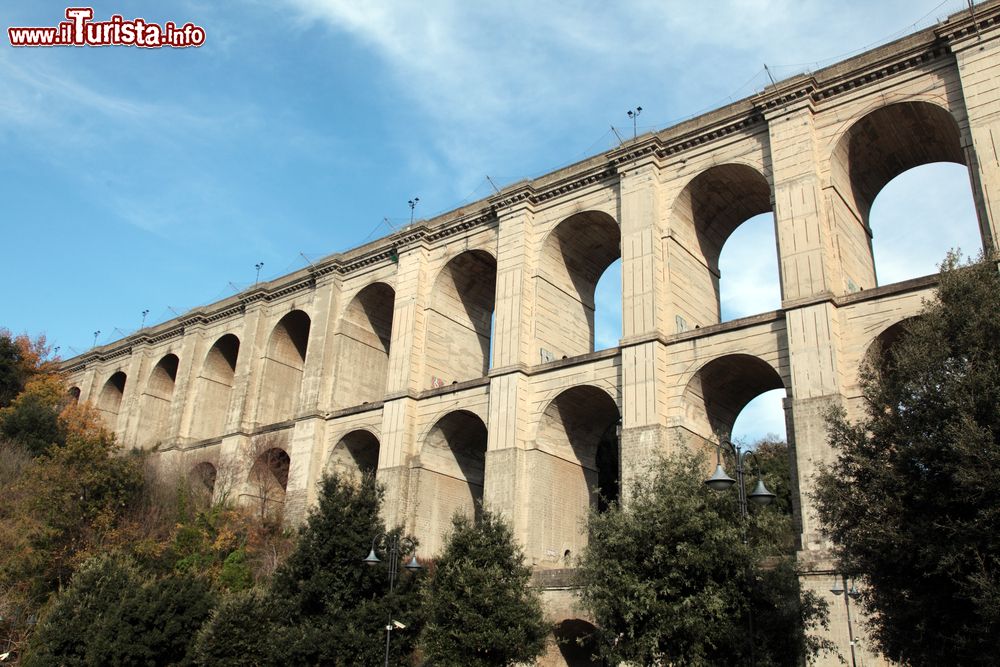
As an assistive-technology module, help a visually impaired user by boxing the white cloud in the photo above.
[273,0,970,204]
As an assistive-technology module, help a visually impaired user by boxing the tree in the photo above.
[0,397,143,597]
[0,374,66,456]
[815,251,1000,665]
[752,438,794,519]
[194,472,423,665]
[191,588,288,666]
[272,472,423,665]
[0,332,24,408]
[23,554,138,666]
[0,330,51,409]
[750,438,798,554]
[576,448,831,666]
[420,510,548,667]
[0,332,65,456]
[24,554,215,667]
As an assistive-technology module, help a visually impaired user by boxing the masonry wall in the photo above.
[62,6,1000,664]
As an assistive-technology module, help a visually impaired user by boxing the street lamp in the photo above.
[363,532,421,667]
[830,574,861,667]
[704,439,777,666]
[704,440,776,519]
[627,106,642,139]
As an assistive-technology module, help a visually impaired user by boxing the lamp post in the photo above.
[704,439,777,667]
[830,574,860,667]
[408,197,419,225]
[363,532,421,667]
[626,106,642,139]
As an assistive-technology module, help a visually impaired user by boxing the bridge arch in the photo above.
[552,618,600,666]
[332,282,394,408]
[190,333,240,440]
[863,316,923,382]
[830,100,980,286]
[535,211,620,360]
[424,250,496,387]
[412,409,488,555]
[670,163,775,327]
[257,309,311,425]
[97,371,127,431]
[246,444,291,519]
[190,461,217,503]
[137,353,179,449]
[530,384,620,566]
[327,428,380,481]
[681,353,786,442]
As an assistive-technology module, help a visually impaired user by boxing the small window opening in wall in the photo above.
[563,549,572,562]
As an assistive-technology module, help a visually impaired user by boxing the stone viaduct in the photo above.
[62,3,1000,663]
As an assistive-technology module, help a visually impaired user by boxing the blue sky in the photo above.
[2,1,985,442]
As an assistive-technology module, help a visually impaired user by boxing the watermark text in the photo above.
[8,8,206,48]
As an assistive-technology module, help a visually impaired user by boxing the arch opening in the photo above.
[190,461,217,503]
[333,282,395,407]
[97,371,127,430]
[593,258,622,351]
[258,310,311,426]
[424,251,496,387]
[191,334,240,440]
[536,211,620,360]
[414,410,488,555]
[531,385,620,566]
[830,101,980,289]
[869,163,980,284]
[682,354,786,443]
[670,164,775,328]
[718,212,780,321]
[137,354,179,449]
[67,386,81,404]
[730,389,788,444]
[247,446,290,519]
[553,619,600,667]
[863,317,921,383]
[683,354,790,525]
[328,429,380,481]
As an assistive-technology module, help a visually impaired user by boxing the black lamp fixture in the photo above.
[703,439,777,512]
[363,532,421,667]
[627,106,643,139]
[703,437,776,666]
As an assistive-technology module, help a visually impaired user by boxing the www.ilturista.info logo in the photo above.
[8,8,206,48]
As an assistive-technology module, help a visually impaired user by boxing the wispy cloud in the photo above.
[275,0,968,187]
[0,51,255,140]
